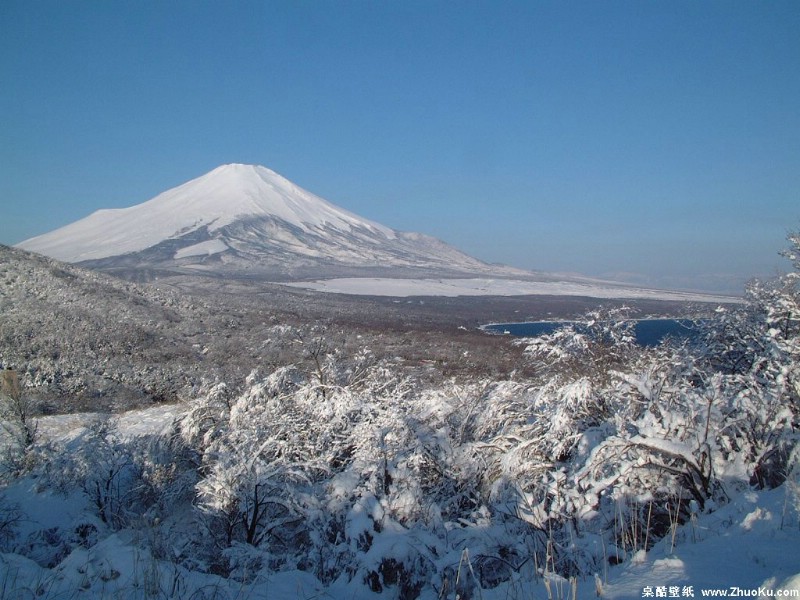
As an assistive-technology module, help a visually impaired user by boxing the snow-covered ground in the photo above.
[599,486,800,599]
[1,400,796,600]
[32,404,183,441]
[282,276,740,303]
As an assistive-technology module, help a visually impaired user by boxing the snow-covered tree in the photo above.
[49,418,141,529]
[0,367,37,474]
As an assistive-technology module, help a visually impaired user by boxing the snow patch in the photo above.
[174,239,228,259]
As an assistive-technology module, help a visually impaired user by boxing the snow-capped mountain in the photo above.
[17,164,507,279]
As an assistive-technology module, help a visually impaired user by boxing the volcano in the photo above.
[17,164,508,280]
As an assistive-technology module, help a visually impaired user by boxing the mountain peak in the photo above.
[207,163,280,181]
[16,164,499,279]
[18,164,396,263]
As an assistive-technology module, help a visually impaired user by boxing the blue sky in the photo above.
[1,0,798,293]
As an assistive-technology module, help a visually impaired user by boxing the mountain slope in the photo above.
[17,164,506,279]
[0,244,541,413]
[0,244,264,412]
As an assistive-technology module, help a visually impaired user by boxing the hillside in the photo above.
[0,243,739,415]
[0,245,268,411]
[0,245,534,412]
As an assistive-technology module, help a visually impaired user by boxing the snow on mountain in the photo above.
[18,164,392,262]
[16,164,501,278]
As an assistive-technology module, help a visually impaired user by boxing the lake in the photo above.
[481,318,702,347]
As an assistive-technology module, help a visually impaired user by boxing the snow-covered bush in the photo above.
[521,307,638,384]
[476,242,800,574]
[46,419,145,530]
[166,355,540,592]
[699,235,800,489]
[175,360,412,580]
[0,495,23,551]
[0,368,37,475]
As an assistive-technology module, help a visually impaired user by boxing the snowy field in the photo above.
[282,277,740,303]
[1,402,798,599]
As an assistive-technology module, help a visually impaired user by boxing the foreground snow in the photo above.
[600,487,800,598]
[2,502,798,600]
[282,276,740,303]
[1,394,795,599]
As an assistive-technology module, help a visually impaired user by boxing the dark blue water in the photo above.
[482,319,701,347]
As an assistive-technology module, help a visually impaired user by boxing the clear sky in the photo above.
[1,1,798,293]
